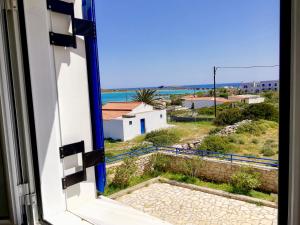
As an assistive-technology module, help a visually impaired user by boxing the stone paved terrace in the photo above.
[116,183,277,225]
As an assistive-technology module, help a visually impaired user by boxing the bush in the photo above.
[148,154,203,177]
[112,158,137,187]
[151,154,172,172]
[236,121,267,136]
[171,98,183,105]
[198,135,232,153]
[181,157,203,177]
[214,108,243,126]
[242,103,278,122]
[261,91,279,104]
[251,138,259,144]
[261,139,277,157]
[238,139,245,144]
[261,148,275,157]
[209,127,223,135]
[145,129,180,146]
[228,136,238,143]
[230,167,261,194]
[196,102,242,116]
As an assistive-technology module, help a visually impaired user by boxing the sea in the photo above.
[101,82,240,104]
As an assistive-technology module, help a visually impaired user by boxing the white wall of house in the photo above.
[103,119,124,140]
[103,109,168,141]
[239,80,279,93]
[228,96,265,104]
[182,100,223,109]
[247,97,265,104]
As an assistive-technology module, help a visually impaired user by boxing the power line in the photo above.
[212,64,279,117]
[215,65,279,70]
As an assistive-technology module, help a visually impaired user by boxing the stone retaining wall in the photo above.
[106,152,278,193]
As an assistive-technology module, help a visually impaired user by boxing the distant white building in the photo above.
[181,96,233,109]
[102,102,169,141]
[239,80,279,93]
[228,95,265,104]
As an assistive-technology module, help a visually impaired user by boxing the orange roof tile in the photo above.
[102,110,130,120]
[102,102,142,120]
[102,102,142,111]
[181,95,233,103]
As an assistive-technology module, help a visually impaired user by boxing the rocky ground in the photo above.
[172,120,252,149]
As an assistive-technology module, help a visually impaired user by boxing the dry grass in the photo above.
[105,120,278,159]
[105,121,216,156]
[227,120,279,159]
[170,121,216,144]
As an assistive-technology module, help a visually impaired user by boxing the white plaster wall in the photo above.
[123,109,168,141]
[103,119,124,140]
[104,109,168,141]
[130,103,153,114]
[183,100,223,109]
[247,97,265,104]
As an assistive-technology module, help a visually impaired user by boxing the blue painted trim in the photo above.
[82,0,106,192]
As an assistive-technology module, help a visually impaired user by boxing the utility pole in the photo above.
[213,66,217,117]
[212,64,278,118]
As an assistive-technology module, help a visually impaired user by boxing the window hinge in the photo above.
[18,183,37,206]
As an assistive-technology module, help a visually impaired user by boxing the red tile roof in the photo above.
[102,102,142,120]
[181,95,233,103]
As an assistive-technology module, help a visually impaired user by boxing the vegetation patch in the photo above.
[230,167,262,195]
[236,121,267,136]
[198,135,234,153]
[242,103,278,122]
[105,153,276,202]
[111,158,138,188]
[214,108,243,126]
[145,129,180,146]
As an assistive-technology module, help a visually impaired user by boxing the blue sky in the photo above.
[95,0,279,89]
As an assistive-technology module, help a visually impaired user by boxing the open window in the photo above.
[0,0,299,224]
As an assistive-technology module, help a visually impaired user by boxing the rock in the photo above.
[216,120,252,136]
[188,143,195,149]
[182,144,189,149]
[172,144,183,148]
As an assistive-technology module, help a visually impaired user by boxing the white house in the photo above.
[181,96,233,109]
[239,80,279,93]
[228,95,265,104]
[102,102,169,141]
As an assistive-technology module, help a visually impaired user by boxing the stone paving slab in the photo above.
[116,183,277,225]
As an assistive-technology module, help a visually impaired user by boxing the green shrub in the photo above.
[228,136,238,143]
[230,167,261,194]
[238,139,245,144]
[150,154,203,177]
[198,135,232,153]
[170,95,184,105]
[151,154,172,172]
[145,129,180,146]
[214,108,243,126]
[261,148,275,157]
[261,139,277,157]
[209,127,223,135]
[180,157,203,177]
[236,121,267,136]
[130,143,151,151]
[261,91,279,105]
[112,158,137,188]
[196,102,241,116]
[251,138,259,144]
[242,103,278,122]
